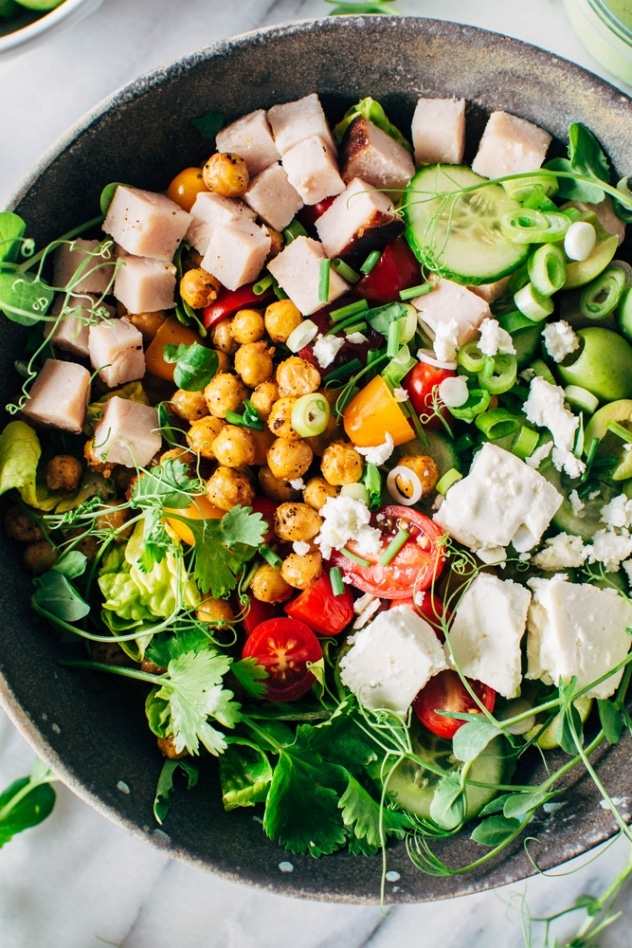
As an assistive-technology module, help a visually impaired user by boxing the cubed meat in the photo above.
[91,396,161,468]
[315,177,403,263]
[267,93,336,155]
[411,98,466,165]
[21,358,91,434]
[244,162,304,231]
[201,218,271,291]
[113,251,177,313]
[468,275,512,304]
[102,185,191,261]
[471,111,552,180]
[88,317,145,388]
[281,135,345,206]
[185,190,256,255]
[46,294,115,357]
[412,278,491,347]
[53,239,114,296]
[339,116,415,193]
[215,108,281,175]
[266,235,349,316]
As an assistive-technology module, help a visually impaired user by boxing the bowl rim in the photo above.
[0,0,103,56]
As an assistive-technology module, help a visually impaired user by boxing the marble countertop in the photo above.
[2,1,632,945]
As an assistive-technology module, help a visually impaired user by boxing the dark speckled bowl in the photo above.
[2,16,632,904]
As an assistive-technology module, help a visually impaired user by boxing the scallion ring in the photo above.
[286,319,318,353]
[528,243,566,297]
[457,340,486,374]
[477,353,518,395]
[513,282,555,322]
[416,347,457,371]
[500,208,569,244]
[580,265,627,320]
[291,392,331,437]
[386,466,423,506]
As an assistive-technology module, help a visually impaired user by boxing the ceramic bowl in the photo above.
[2,16,632,904]
[0,0,103,59]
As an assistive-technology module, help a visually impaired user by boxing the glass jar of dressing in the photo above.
[564,0,632,86]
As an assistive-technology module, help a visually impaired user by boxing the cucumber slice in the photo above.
[403,165,529,285]
[397,429,462,478]
[542,464,617,540]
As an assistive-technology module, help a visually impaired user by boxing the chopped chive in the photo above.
[580,436,601,483]
[324,358,363,383]
[399,283,432,301]
[283,220,308,243]
[378,528,409,567]
[325,311,368,335]
[260,544,283,569]
[342,321,368,336]
[340,546,372,567]
[435,468,463,496]
[387,318,401,359]
[330,299,369,323]
[606,420,632,444]
[366,348,382,366]
[319,258,331,302]
[253,274,273,295]
[329,566,345,596]
[332,257,361,284]
[360,249,381,274]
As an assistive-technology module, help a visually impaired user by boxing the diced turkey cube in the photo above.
[113,251,177,313]
[22,358,90,434]
[411,98,466,165]
[185,190,256,255]
[468,275,511,304]
[315,177,403,262]
[91,396,161,469]
[266,235,349,316]
[281,135,345,206]
[201,218,271,291]
[102,185,191,261]
[412,278,491,347]
[244,163,304,231]
[339,116,415,193]
[215,108,281,175]
[89,317,145,388]
[267,93,336,155]
[53,239,114,295]
[471,111,552,180]
[46,294,115,357]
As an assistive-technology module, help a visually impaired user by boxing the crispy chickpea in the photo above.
[281,551,323,590]
[250,379,279,419]
[22,539,57,574]
[395,454,440,497]
[264,299,302,343]
[204,372,249,419]
[171,388,209,422]
[203,152,250,198]
[157,734,189,760]
[179,267,220,309]
[206,465,254,511]
[159,446,198,473]
[231,308,265,344]
[266,226,284,257]
[303,476,339,511]
[197,597,235,626]
[211,318,238,354]
[275,355,321,397]
[186,415,226,458]
[4,505,42,543]
[258,465,301,502]
[249,563,293,603]
[45,454,83,492]
[320,441,364,486]
[267,396,300,442]
[234,342,275,388]
[125,310,167,342]
[95,500,132,542]
[274,502,323,543]
[211,424,256,468]
[267,438,313,481]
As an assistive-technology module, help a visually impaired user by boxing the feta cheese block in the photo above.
[53,239,114,295]
[91,396,161,468]
[267,93,337,155]
[201,218,271,292]
[315,176,403,262]
[339,604,449,715]
[88,317,145,388]
[113,251,177,313]
[411,97,466,166]
[339,116,415,193]
[102,185,191,261]
[244,162,304,231]
[447,573,531,698]
[185,190,256,255]
[433,442,563,560]
[526,574,632,699]
[267,235,349,315]
[471,111,552,180]
[215,108,281,175]
[281,135,345,206]
[412,278,491,347]
[22,358,91,434]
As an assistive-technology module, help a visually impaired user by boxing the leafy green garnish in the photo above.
[0,212,26,265]
[0,759,57,849]
[163,341,219,391]
[219,737,273,810]
[0,270,54,326]
[32,553,90,624]
[186,504,268,598]
[326,0,400,15]
[545,122,613,205]
[191,111,224,140]
[333,95,411,152]
[99,182,127,216]
[153,758,199,825]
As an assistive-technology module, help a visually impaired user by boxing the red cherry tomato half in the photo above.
[390,592,449,640]
[330,505,446,599]
[413,670,496,739]
[284,572,355,637]
[355,237,422,305]
[403,360,456,428]
[203,282,273,329]
[239,595,281,638]
[242,617,323,702]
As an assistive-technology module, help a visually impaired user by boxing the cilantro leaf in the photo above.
[338,775,384,853]
[153,758,198,825]
[219,737,273,810]
[187,505,267,597]
[146,626,217,668]
[231,657,269,699]
[131,457,203,510]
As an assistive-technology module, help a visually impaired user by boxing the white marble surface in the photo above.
[2,1,632,946]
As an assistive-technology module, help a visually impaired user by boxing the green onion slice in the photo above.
[528,243,566,297]
[514,282,555,322]
[318,258,331,302]
[360,249,380,274]
[457,340,487,374]
[475,408,521,441]
[378,527,410,566]
[332,257,361,284]
[448,387,491,422]
[580,265,628,320]
[329,566,345,597]
[500,208,570,244]
[291,393,331,437]
[477,353,518,395]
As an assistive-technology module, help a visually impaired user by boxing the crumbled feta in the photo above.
[478,317,516,357]
[356,432,395,466]
[292,541,311,556]
[339,604,449,715]
[600,494,632,529]
[569,489,585,517]
[531,533,588,570]
[289,477,305,490]
[525,439,553,470]
[432,318,460,362]
[346,332,369,345]
[315,495,381,560]
[588,528,632,572]
[312,333,345,368]
[542,320,580,363]
[393,386,410,403]
[523,376,585,478]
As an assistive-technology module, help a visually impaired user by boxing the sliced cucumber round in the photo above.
[403,165,529,285]
[542,464,618,540]
[397,429,462,478]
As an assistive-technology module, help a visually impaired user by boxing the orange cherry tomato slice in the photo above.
[342,375,414,447]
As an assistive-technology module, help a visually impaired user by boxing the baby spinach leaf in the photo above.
[191,111,224,141]
[0,270,53,326]
[470,813,521,848]
[0,760,57,848]
[0,212,26,265]
[163,341,219,391]
[598,698,624,745]
[32,570,91,623]
[99,182,128,216]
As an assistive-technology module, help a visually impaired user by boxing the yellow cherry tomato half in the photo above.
[144,316,201,381]
[165,494,224,545]
[342,375,414,447]
[166,167,207,211]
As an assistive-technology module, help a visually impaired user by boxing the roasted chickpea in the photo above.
[395,454,440,497]
[267,396,300,441]
[95,500,132,542]
[231,308,265,344]
[281,551,323,590]
[265,226,284,258]
[249,563,293,603]
[302,476,339,511]
[320,441,364,486]
[185,415,226,458]
[159,446,198,473]
[22,539,57,574]
[4,505,42,543]
[211,318,238,354]
[234,341,275,388]
[204,372,249,418]
[274,502,323,543]
[170,388,209,422]
[211,424,256,468]
[45,454,83,492]
[197,597,235,625]
[264,299,302,343]
[157,734,189,760]
[257,465,301,502]
[179,267,220,309]
[206,465,254,511]
[250,379,279,419]
[275,355,321,397]
[266,438,313,481]
[203,152,250,198]
[125,310,167,342]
